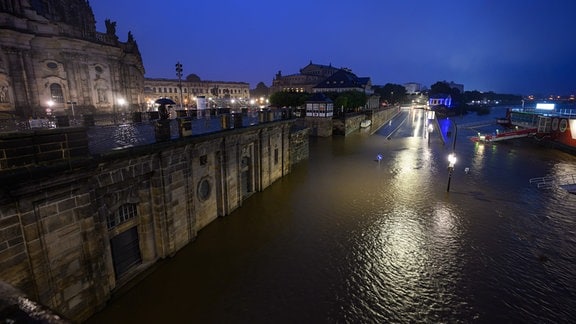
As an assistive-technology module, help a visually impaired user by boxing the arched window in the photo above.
[50,83,64,103]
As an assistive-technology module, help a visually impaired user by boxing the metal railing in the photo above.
[529,174,576,189]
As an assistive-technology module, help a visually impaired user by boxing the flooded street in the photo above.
[87,108,576,323]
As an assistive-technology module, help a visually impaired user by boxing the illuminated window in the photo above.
[50,83,64,103]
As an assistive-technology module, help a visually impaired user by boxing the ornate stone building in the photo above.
[0,0,145,119]
[270,61,340,94]
[144,74,250,109]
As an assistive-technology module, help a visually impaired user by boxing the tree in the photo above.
[269,91,309,108]
[430,81,466,116]
[373,83,407,104]
[429,81,454,95]
[324,91,367,113]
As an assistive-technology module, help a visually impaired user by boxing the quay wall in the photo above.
[332,114,365,136]
[299,106,401,137]
[0,120,303,321]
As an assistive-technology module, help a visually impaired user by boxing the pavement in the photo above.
[87,114,264,155]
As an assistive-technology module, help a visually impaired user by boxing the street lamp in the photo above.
[447,120,458,192]
[66,101,77,124]
[446,153,457,192]
[175,62,183,110]
[428,123,433,145]
[46,100,54,117]
[117,98,126,123]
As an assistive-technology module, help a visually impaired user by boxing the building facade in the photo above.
[429,94,452,107]
[270,61,340,94]
[404,82,422,94]
[0,0,145,119]
[444,81,464,94]
[312,69,373,95]
[144,74,250,110]
[0,120,301,321]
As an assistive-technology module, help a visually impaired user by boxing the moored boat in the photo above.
[470,128,537,143]
[508,103,576,153]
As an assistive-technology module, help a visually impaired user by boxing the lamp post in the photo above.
[428,123,433,145]
[447,121,458,192]
[446,153,457,192]
[117,98,126,123]
[175,62,183,110]
[66,101,77,123]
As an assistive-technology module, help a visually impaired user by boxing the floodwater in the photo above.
[87,107,576,323]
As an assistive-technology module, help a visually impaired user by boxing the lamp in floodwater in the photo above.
[447,153,457,192]
[428,123,433,145]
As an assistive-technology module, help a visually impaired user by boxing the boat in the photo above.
[470,128,537,143]
[508,103,576,153]
[360,120,372,128]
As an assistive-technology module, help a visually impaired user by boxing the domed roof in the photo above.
[186,74,201,82]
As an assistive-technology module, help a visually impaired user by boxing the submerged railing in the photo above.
[529,174,576,189]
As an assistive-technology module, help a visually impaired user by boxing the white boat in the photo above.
[360,120,371,128]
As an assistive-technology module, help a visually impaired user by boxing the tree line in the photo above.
[258,80,522,113]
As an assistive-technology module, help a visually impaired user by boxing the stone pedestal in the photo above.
[155,120,171,142]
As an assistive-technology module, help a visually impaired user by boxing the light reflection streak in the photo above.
[472,142,485,172]
[373,207,429,294]
[413,111,422,138]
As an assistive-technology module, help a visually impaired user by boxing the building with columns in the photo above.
[144,74,250,110]
[270,61,340,94]
[0,0,145,119]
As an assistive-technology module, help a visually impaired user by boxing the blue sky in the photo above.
[90,0,576,96]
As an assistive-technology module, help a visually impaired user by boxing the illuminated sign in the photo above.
[536,103,555,110]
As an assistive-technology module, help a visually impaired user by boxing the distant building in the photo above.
[271,61,378,110]
[404,82,422,94]
[313,69,378,110]
[270,61,340,94]
[250,82,270,101]
[444,81,464,94]
[0,0,145,118]
[312,69,373,95]
[429,94,452,108]
[305,93,333,118]
[144,74,250,109]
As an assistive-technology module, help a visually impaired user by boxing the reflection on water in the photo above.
[87,108,576,323]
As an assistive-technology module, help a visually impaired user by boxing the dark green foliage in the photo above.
[372,83,407,104]
[325,91,367,112]
[269,91,310,108]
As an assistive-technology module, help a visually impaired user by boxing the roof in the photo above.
[313,69,365,89]
[306,93,332,103]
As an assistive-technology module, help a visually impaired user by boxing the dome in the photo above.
[186,74,201,82]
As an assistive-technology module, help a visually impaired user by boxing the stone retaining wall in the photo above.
[0,120,303,321]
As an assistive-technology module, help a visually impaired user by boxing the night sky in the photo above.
[90,0,576,96]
